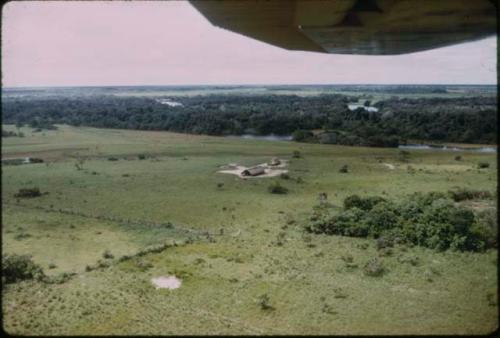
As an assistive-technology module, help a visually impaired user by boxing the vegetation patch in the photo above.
[305,192,497,252]
[14,187,43,198]
[363,258,385,277]
[268,181,289,194]
[448,188,493,202]
[2,254,45,283]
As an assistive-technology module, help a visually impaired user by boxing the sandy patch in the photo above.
[151,276,182,289]
[218,159,288,178]
[382,163,395,170]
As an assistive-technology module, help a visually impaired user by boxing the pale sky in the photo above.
[1,0,497,87]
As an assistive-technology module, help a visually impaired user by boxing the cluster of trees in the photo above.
[305,191,497,252]
[2,93,496,146]
[372,97,497,144]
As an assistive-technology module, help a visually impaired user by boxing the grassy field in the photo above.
[2,125,497,335]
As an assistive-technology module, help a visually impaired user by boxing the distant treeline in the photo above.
[1,94,497,146]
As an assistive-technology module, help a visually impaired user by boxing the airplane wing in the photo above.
[189,0,497,55]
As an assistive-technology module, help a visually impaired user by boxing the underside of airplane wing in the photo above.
[190,0,497,55]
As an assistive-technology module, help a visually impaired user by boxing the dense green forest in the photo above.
[2,94,497,146]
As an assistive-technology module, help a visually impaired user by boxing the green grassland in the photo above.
[2,125,498,335]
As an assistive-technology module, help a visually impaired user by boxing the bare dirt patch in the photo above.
[151,276,182,289]
[218,159,289,178]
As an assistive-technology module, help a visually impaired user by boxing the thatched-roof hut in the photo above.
[241,166,265,176]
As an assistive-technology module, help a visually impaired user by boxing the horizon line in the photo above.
[3,83,498,90]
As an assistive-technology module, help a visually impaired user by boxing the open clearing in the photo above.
[218,159,289,178]
[2,125,497,335]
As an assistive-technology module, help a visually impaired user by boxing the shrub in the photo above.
[102,250,114,259]
[339,165,349,173]
[344,195,386,211]
[14,187,42,198]
[292,150,301,158]
[268,181,288,194]
[454,155,462,161]
[14,233,31,240]
[280,173,290,180]
[118,255,131,262]
[448,188,492,202]
[97,260,111,268]
[43,272,75,284]
[363,258,385,277]
[478,162,490,169]
[135,259,153,271]
[138,154,147,160]
[48,263,57,269]
[2,254,45,283]
[108,157,119,161]
[364,203,399,236]
[376,237,394,250]
[275,232,286,246]
[470,209,497,249]
[257,294,274,310]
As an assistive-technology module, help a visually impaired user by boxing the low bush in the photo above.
[478,162,490,169]
[268,181,288,194]
[102,250,114,259]
[14,187,42,198]
[454,155,462,161]
[448,188,492,202]
[2,254,45,283]
[292,150,301,159]
[280,173,290,180]
[107,157,119,161]
[363,258,385,277]
[135,259,153,271]
[118,255,132,262]
[43,272,75,284]
[305,191,496,252]
[14,233,31,240]
[339,165,349,173]
[376,237,394,250]
[344,195,386,211]
[257,294,274,311]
